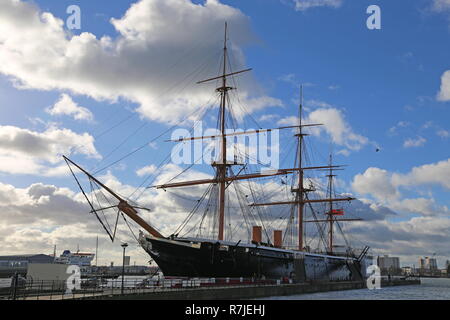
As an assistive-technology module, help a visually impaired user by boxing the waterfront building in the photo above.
[0,254,54,277]
[377,255,401,275]
[419,257,438,271]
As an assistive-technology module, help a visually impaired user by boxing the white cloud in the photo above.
[437,70,450,101]
[277,107,369,153]
[0,0,280,124]
[432,0,450,12]
[277,116,299,127]
[293,0,343,11]
[344,216,450,266]
[437,129,450,138]
[352,168,400,202]
[306,99,333,109]
[388,121,410,136]
[278,73,297,86]
[0,125,99,176]
[328,85,340,90]
[391,198,448,217]
[403,136,426,148]
[136,164,157,177]
[306,108,369,151]
[46,94,94,121]
[353,160,450,217]
[258,114,280,123]
[392,158,450,190]
[1,165,448,266]
[0,180,149,264]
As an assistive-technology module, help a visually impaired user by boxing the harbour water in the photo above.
[263,278,450,300]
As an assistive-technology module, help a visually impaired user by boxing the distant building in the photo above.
[419,257,438,271]
[377,255,401,275]
[0,254,54,277]
[402,266,412,275]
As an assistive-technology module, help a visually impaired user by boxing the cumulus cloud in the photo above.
[277,106,369,154]
[437,70,450,102]
[353,168,400,202]
[344,215,450,266]
[258,114,280,123]
[0,180,150,264]
[392,158,450,190]
[136,165,158,177]
[432,1,450,102]
[46,94,94,122]
[353,160,450,216]
[0,0,281,124]
[307,108,368,151]
[0,165,446,267]
[0,125,99,176]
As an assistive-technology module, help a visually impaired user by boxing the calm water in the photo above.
[263,278,450,300]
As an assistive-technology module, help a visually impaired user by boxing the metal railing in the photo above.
[1,276,295,300]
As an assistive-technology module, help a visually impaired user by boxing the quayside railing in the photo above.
[1,276,300,300]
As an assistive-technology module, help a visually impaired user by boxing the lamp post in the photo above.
[121,242,128,295]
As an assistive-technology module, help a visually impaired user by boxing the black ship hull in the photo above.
[139,235,368,282]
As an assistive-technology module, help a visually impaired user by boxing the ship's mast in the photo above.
[327,154,335,253]
[63,155,164,239]
[65,24,363,250]
[217,22,229,241]
[156,29,355,248]
[296,86,305,250]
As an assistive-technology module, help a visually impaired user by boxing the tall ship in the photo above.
[65,24,371,282]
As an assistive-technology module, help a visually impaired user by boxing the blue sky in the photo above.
[1,0,450,266]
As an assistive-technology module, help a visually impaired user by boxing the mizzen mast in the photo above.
[249,87,356,252]
[326,154,337,253]
[295,86,306,250]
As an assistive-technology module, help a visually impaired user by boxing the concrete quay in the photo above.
[81,278,420,300]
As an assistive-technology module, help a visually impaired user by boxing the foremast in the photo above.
[217,22,229,241]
